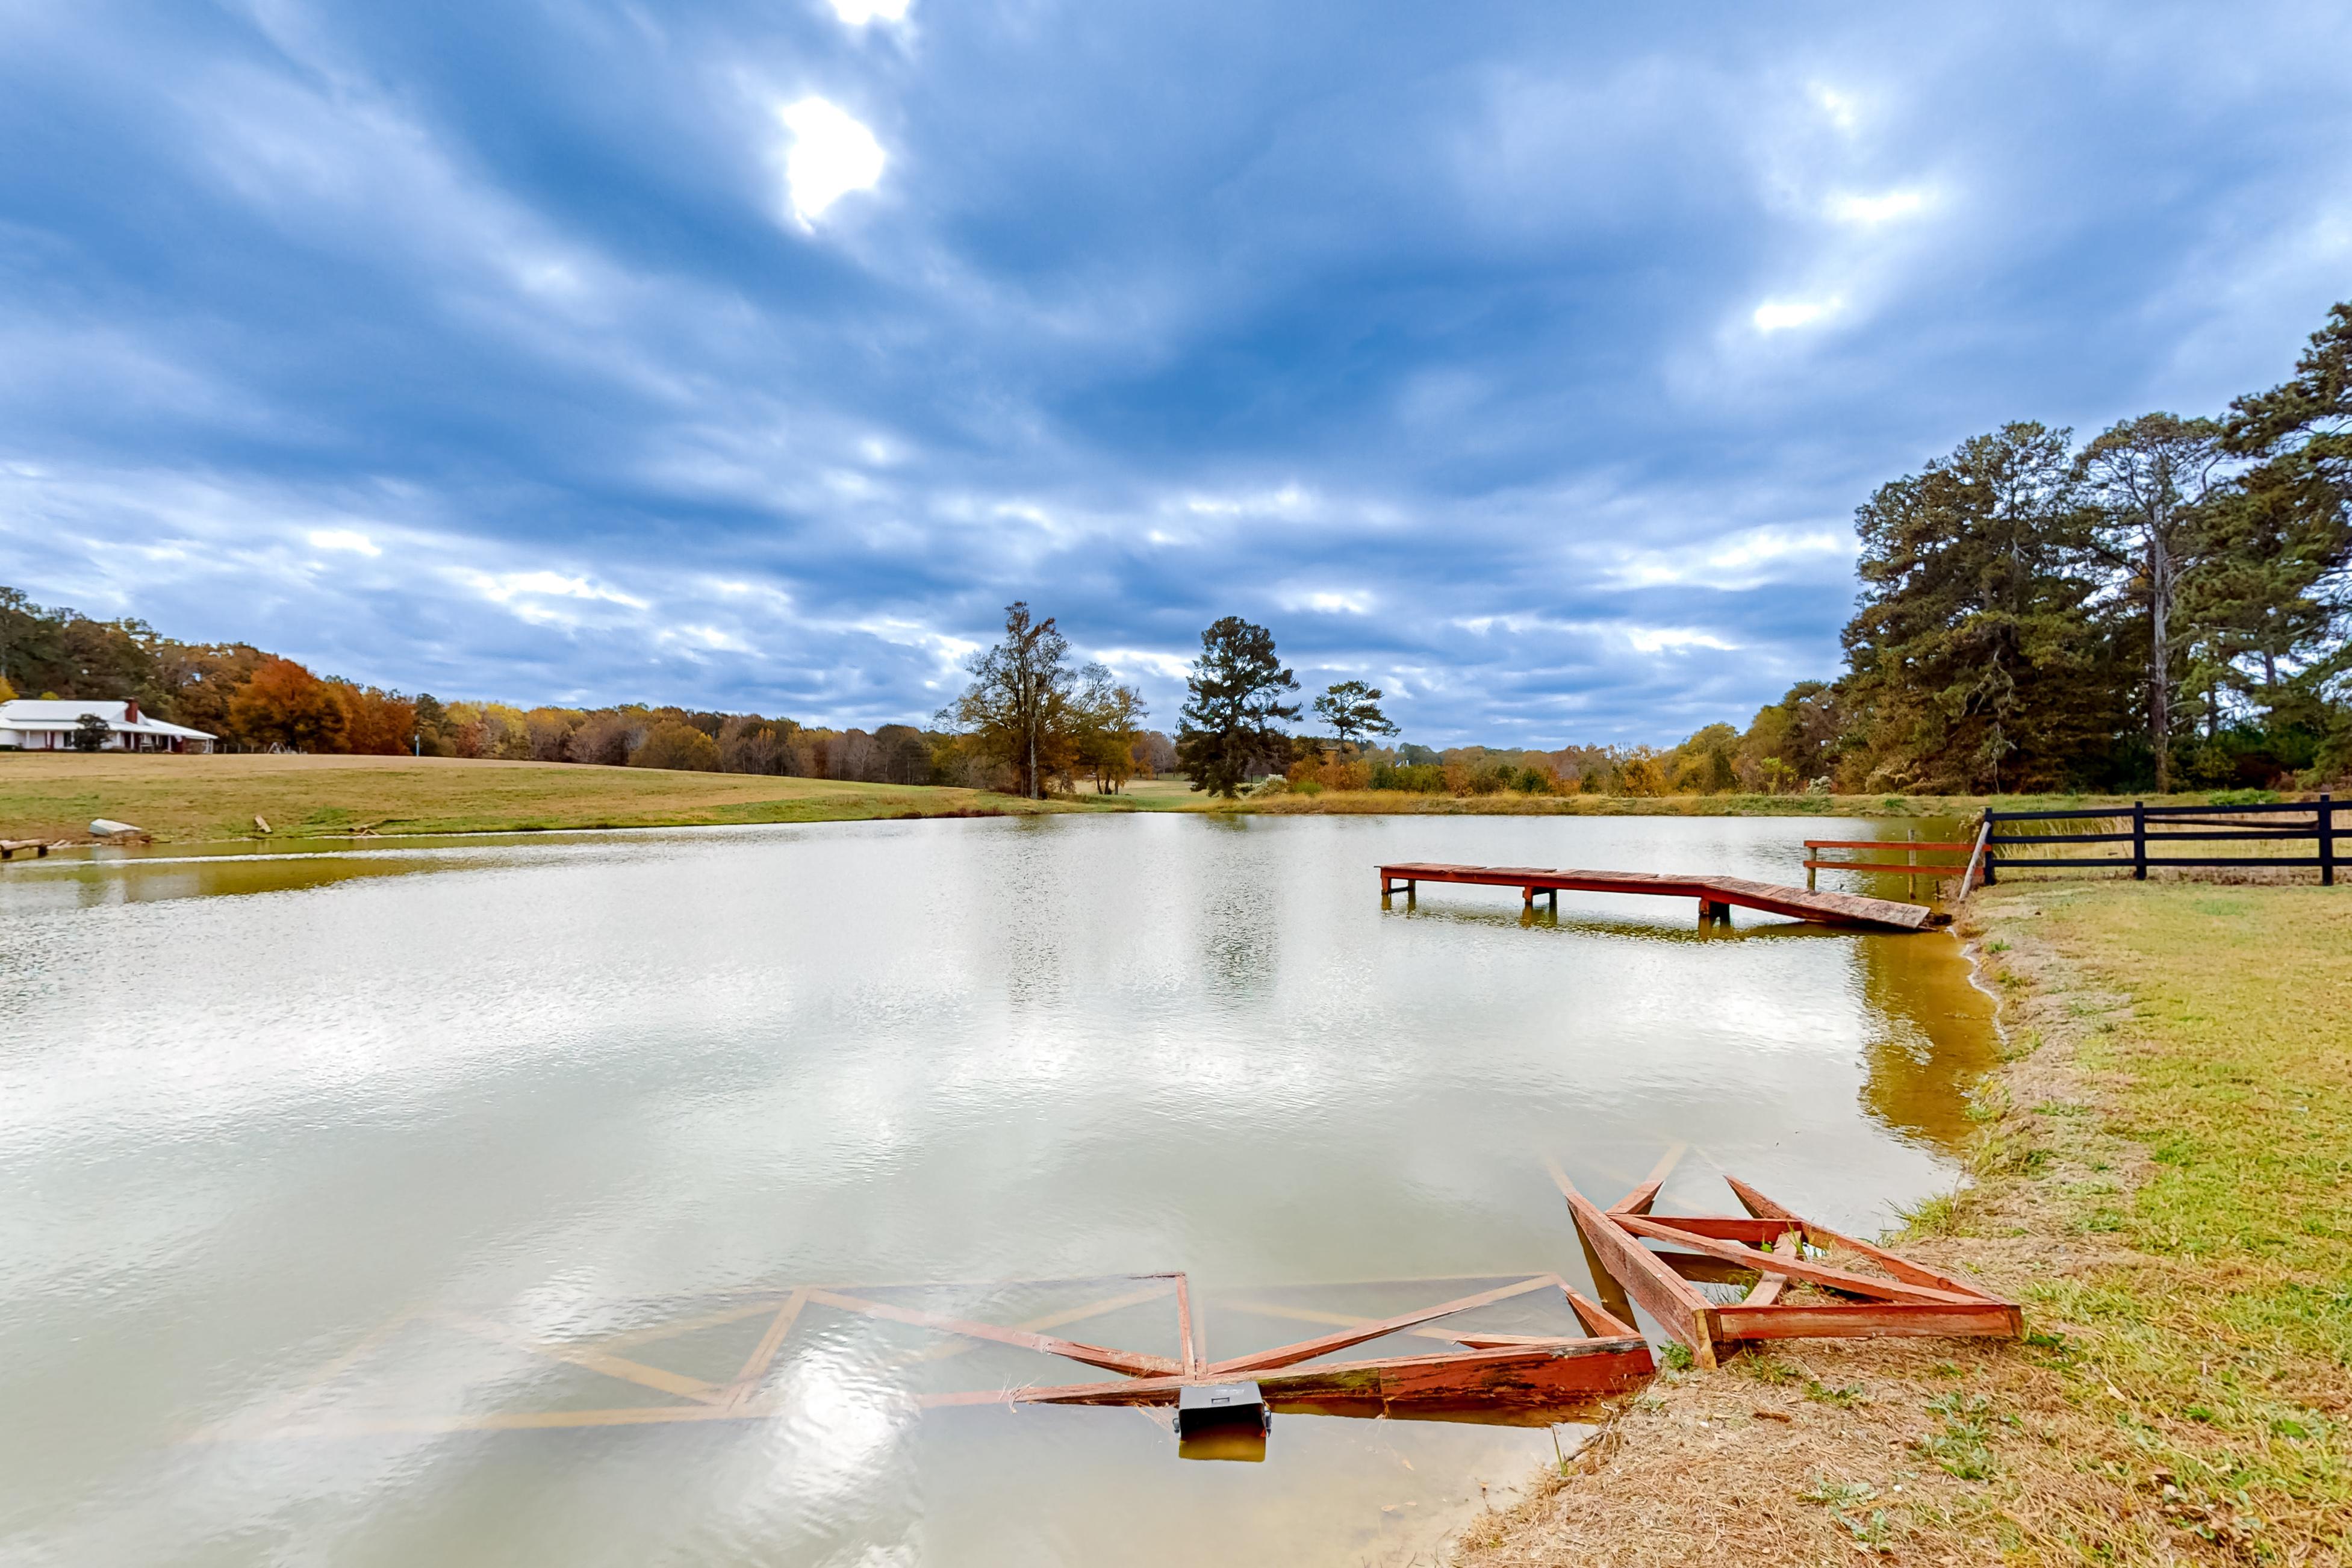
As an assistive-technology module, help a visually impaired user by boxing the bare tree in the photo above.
[942,602,1076,798]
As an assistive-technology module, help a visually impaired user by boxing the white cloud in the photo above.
[1829,188,1927,226]
[1752,295,1843,333]
[458,569,648,609]
[1090,647,1194,682]
[1180,483,1316,519]
[827,0,909,23]
[306,527,381,556]
[664,624,756,655]
[850,617,979,671]
[1282,588,1374,615]
[1623,626,1737,655]
[1602,527,1853,590]
[778,98,886,226]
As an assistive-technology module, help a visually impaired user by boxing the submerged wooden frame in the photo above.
[199,1271,1654,1442]
[1556,1159,2022,1370]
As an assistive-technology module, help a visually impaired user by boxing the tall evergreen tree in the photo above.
[1312,679,1397,749]
[2221,300,2352,768]
[1839,423,2117,792]
[2075,413,2227,792]
[1177,617,1299,797]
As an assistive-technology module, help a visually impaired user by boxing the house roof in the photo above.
[0,699,216,739]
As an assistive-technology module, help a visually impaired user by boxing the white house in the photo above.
[0,698,216,753]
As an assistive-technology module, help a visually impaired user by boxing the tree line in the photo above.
[0,591,1185,786]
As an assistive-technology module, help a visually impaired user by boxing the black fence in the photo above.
[1977,795,2340,886]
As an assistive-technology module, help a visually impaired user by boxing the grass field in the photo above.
[1466,879,2352,1564]
[0,753,1091,842]
[1,752,2317,847]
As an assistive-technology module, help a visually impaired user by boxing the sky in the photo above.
[4,2,2350,745]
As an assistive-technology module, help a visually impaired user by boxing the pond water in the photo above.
[0,812,1994,1566]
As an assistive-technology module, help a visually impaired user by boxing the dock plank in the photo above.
[1376,862,1938,932]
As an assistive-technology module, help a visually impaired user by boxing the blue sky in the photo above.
[4,2,2348,745]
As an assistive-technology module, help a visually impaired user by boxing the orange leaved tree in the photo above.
[226,657,347,753]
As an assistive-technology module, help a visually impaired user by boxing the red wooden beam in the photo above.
[1608,1215,1983,1304]
[805,1290,1181,1377]
[1019,1336,1655,1416]
[1555,1170,1720,1367]
[1202,1275,1559,1378]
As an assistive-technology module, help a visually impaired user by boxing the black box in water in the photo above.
[1175,1382,1270,1441]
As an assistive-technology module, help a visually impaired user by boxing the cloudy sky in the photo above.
[4,2,2348,744]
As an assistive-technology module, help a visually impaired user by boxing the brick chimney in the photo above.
[123,698,140,726]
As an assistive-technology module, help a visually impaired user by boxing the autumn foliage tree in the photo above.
[945,602,1077,798]
[335,683,419,754]
[630,720,721,771]
[227,656,348,752]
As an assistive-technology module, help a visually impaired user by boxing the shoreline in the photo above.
[1458,879,2351,1565]
[2,751,2297,847]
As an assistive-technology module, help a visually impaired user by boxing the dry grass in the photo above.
[0,751,1088,843]
[1459,881,2352,1566]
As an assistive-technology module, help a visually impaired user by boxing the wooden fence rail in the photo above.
[1980,794,2339,886]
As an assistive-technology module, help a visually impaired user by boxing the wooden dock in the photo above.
[1377,862,1942,932]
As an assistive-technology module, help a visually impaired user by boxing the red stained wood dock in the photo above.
[1377,861,1943,932]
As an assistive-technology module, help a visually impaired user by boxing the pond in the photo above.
[0,812,1995,1566]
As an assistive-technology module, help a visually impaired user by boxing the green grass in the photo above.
[1950,882,2352,1557]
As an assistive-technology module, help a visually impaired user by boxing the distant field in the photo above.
[0,754,1089,843]
[2,754,2299,845]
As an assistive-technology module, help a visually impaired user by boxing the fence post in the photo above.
[2323,793,2336,888]
[2133,800,2147,881]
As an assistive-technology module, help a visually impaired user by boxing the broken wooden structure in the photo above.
[1378,861,1944,931]
[196,1270,1655,1446]
[1016,1274,1653,1421]
[1557,1163,2021,1370]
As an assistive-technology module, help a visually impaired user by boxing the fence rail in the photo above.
[1980,795,2338,886]
[1806,797,2342,899]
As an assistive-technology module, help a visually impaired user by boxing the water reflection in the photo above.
[0,812,1998,1566]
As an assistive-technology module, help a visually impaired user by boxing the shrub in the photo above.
[630,721,721,771]
[1369,762,1446,792]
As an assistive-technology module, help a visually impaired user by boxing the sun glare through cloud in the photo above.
[778,98,886,226]
[1831,189,1929,226]
[826,0,909,25]
[1751,296,1843,333]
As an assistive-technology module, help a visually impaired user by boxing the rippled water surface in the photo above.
[0,812,1994,1566]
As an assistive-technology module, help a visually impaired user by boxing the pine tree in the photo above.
[2076,413,2227,792]
[1177,617,1299,797]
[1312,679,1397,750]
[1838,424,2119,792]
